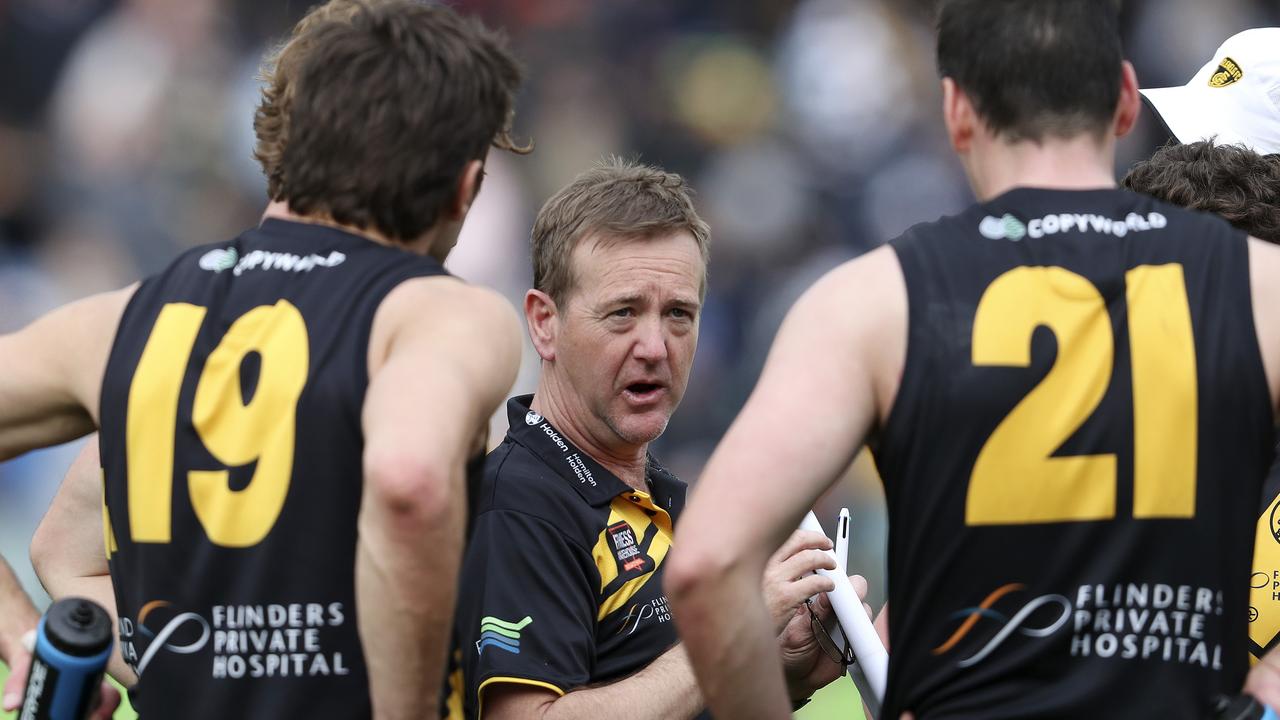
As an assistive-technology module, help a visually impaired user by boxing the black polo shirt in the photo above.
[444,395,699,719]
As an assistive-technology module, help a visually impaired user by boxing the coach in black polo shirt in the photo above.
[445,159,852,719]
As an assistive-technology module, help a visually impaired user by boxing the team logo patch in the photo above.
[616,597,672,636]
[525,410,543,426]
[476,615,532,656]
[607,521,650,575]
[1209,57,1243,88]
[978,214,1027,241]
[198,247,239,273]
[123,600,212,676]
[934,583,1070,667]
[1267,495,1280,546]
[1251,501,1280,655]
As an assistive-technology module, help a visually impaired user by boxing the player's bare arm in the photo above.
[0,556,41,711]
[665,245,906,719]
[0,286,136,459]
[358,278,521,720]
[3,509,124,720]
[30,436,136,688]
[483,643,702,720]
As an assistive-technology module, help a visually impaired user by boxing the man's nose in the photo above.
[631,315,669,363]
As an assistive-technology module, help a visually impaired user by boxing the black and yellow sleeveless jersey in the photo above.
[871,188,1274,718]
[443,395,704,719]
[1248,448,1280,660]
[97,218,452,719]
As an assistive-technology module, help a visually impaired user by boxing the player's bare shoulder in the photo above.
[367,276,521,380]
[812,246,905,314]
[71,283,140,419]
[794,246,907,422]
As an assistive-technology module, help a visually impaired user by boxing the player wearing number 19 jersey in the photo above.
[667,2,1280,719]
[0,2,525,718]
[96,218,468,717]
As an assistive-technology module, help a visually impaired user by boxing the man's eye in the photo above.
[611,308,635,318]
[669,308,692,320]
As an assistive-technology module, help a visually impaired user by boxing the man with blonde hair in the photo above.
[447,158,861,719]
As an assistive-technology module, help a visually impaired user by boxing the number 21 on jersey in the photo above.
[967,265,1196,525]
[123,300,309,547]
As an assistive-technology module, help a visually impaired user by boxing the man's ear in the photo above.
[942,77,976,155]
[1114,60,1141,138]
[525,289,559,362]
[445,159,485,222]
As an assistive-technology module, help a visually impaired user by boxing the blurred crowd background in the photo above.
[1,0,1278,634]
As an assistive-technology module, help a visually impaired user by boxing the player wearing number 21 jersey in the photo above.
[0,2,525,718]
[871,187,1271,714]
[667,2,1280,718]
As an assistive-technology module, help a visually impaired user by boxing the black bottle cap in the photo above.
[44,598,113,657]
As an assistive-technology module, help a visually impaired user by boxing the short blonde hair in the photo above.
[531,158,711,304]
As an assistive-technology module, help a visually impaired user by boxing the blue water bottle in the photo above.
[18,598,113,720]
[1213,693,1280,720]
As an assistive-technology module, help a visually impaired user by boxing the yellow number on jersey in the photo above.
[969,267,1116,523]
[128,304,206,542]
[125,300,309,546]
[967,264,1197,525]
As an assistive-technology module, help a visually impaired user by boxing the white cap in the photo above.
[1140,28,1280,155]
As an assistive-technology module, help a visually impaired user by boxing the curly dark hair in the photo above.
[253,0,528,243]
[1122,140,1280,243]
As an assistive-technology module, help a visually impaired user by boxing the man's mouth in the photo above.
[623,383,666,404]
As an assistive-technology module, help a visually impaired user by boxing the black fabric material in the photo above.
[98,219,454,719]
[448,395,703,719]
[873,188,1273,718]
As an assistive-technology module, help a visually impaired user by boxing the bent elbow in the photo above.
[664,542,734,607]
[29,532,53,587]
[362,448,456,527]
[29,517,62,586]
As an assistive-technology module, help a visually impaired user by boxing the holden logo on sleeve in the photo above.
[525,411,543,426]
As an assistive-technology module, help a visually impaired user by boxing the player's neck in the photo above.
[967,134,1118,202]
[259,201,447,258]
[530,377,650,492]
